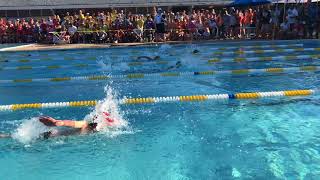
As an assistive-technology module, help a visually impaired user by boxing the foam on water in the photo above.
[12,117,50,144]
[179,48,199,69]
[97,55,130,72]
[97,56,111,71]
[158,44,172,54]
[84,85,131,137]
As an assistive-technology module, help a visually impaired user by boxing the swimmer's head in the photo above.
[91,112,114,129]
[88,122,98,131]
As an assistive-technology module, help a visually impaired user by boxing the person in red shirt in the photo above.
[243,9,253,37]
[238,10,245,38]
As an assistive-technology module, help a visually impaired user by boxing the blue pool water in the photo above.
[1,40,320,179]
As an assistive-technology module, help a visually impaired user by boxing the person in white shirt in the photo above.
[279,19,289,39]
[287,5,298,26]
[154,8,166,41]
[68,23,77,36]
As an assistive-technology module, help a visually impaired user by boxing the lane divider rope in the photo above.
[0,63,97,71]
[208,54,320,63]
[2,53,317,69]
[0,56,97,63]
[0,89,316,111]
[209,44,303,51]
[128,54,320,66]
[0,43,303,58]
[0,46,314,64]
[0,65,319,84]
[212,47,320,56]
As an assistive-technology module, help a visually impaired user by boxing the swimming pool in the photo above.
[1,40,320,179]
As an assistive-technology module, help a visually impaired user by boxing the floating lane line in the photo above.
[0,89,316,111]
[0,54,320,67]
[0,56,97,63]
[0,63,97,71]
[208,54,320,63]
[2,53,317,69]
[1,65,319,84]
[209,43,303,51]
[0,46,316,64]
[129,54,320,66]
[212,47,320,56]
[0,61,172,71]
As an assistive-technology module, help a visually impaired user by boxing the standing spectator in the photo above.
[229,10,237,38]
[68,23,78,43]
[279,19,289,39]
[305,0,319,38]
[144,15,155,42]
[222,9,231,38]
[287,5,298,30]
[271,6,281,39]
[238,10,245,38]
[208,14,218,38]
[216,11,224,38]
[154,8,166,42]
[133,15,144,42]
[260,9,271,39]
[244,9,253,38]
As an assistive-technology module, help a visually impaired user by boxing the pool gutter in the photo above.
[0,39,319,52]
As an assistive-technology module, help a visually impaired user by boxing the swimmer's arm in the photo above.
[39,116,87,128]
[0,133,10,138]
[54,120,88,128]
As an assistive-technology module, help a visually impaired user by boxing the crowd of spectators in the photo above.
[0,1,319,44]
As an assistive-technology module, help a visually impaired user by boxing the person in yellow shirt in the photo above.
[133,15,145,41]
[137,15,145,30]
[111,9,117,21]
[79,10,85,20]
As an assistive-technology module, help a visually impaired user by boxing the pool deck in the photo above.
[0,39,319,52]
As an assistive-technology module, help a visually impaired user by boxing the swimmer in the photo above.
[0,112,115,140]
[167,61,182,70]
[0,134,10,138]
[136,55,160,61]
[192,49,200,54]
[38,116,98,138]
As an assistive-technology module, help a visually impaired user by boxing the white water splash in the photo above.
[178,51,198,69]
[158,44,172,54]
[84,85,131,137]
[97,55,130,72]
[97,55,112,72]
[189,44,199,52]
[97,59,110,71]
[12,117,50,144]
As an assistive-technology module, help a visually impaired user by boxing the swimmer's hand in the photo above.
[39,116,58,126]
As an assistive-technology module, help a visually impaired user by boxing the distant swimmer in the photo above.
[0,112,116,140]
[0,134,10,138]
[192,49,200,54]
[167,61,182,70]
[136,55,160,61]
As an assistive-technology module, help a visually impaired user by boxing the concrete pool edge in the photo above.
[0,39,319,52]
